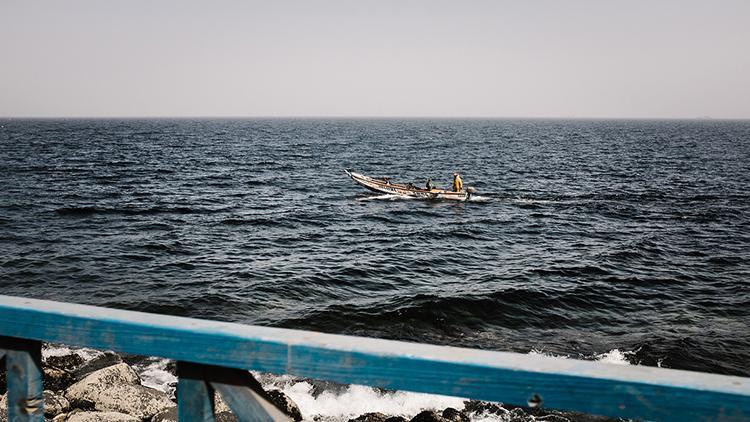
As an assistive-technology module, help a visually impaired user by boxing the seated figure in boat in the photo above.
[452,172,463,192]
[425,178,435,190]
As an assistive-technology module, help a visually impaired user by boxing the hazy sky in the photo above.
[1,0,749,118]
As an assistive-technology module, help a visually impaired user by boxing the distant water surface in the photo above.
[1,118,749,377]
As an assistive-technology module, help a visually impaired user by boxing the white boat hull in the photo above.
[345,170,472,201]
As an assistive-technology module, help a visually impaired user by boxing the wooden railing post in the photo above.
[0,336,44,422]
[177,361,289,422]
[177,361,216,422]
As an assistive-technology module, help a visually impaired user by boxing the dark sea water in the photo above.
[2,118,749,378]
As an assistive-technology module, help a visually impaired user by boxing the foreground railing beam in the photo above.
[0,336,44,422]
[0,295,748,421]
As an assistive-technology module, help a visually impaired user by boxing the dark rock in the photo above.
[1,393,7,422]
[265,389,303,421]
[348,412,389,422]
[167,381,178,401]
[463,400,506,416]
[301,377,349,398]
[384,417,408,422]
[72,352,123,380]
[508,408,535,421]
[118,353,149,368]
[44,367,75,392]
[410,410,449,422]
[534,415,573,422]
[441,408,469,422]
[151,405,238,422]
[164,360,177,376]
[45,354,85,372]
[0,362,5,395]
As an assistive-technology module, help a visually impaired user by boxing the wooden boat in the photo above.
[345,169,475,201]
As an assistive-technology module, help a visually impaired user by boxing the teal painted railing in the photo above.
[1,295,749,421]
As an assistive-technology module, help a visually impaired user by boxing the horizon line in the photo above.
[1,115,748,121]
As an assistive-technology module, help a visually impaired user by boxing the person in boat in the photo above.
[452,172,463,192]
[425,178,435,190]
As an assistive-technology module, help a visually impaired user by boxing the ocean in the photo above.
[1,118,749,419]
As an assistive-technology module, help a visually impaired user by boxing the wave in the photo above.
[55,206,98,216]
[357,194,490,203]
[357,194,416,201]
[219,217,295,228]
[528,348,634,366]
[259,376,468,422]
[55,205,234,217]
[276,287,619,337]
[467,195,490,202]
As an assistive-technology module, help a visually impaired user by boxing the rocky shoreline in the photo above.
[0,345,621,422]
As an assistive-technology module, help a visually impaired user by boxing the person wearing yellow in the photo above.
[452,172,463,192]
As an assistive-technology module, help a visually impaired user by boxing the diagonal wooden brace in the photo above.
[0,336,44,422]
[177,361,290,422]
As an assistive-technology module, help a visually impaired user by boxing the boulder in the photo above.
[384,417,408,422]
[44,390,71,418]
[215,392,231,413]
[216,412,238,422]
[65,363,140,408]
[0,393,6,422]
[150,406,237,422]
[349,412,389,422]
[265,389,303,421]
[441,408,469,422]
[410,410,449,422]
[52,410,140,422]
[65,362,172,419]
[72,352,122,381]
[89,385,172,419]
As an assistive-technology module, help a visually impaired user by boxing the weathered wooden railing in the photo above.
[0,295,748,421]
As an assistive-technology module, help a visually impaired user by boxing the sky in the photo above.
[1,0,749,118]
